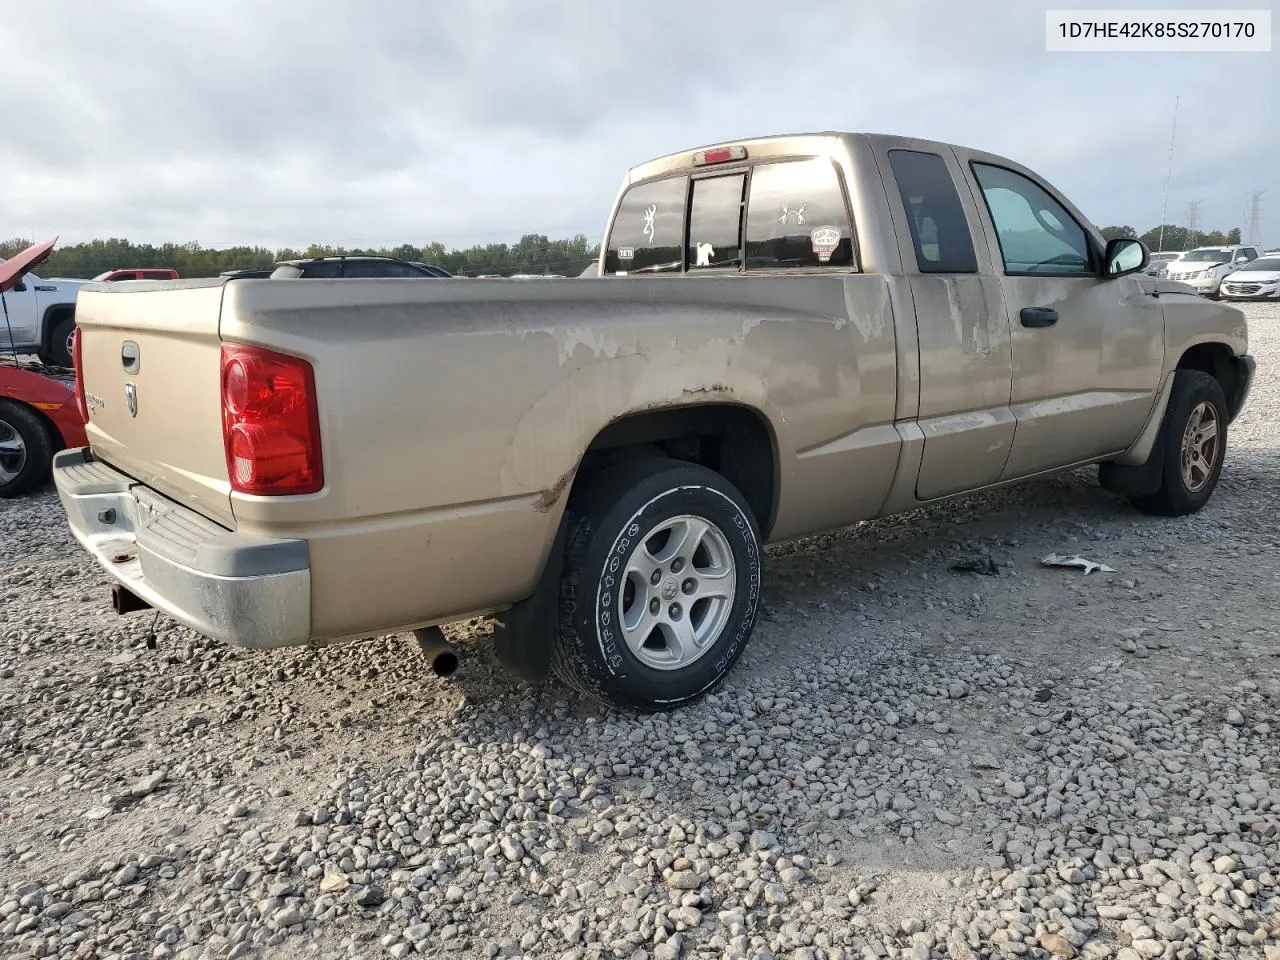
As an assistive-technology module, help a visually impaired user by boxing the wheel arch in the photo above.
[1176,340,1248,421]
[40,302,76,351]
[574,401,780,542]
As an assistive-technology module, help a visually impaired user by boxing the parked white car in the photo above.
[1143,250,1183,278]
[0,261,85,366]
[1165,245,1261,298]
[1221,254,1280,301]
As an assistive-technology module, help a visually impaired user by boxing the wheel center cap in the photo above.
[661,578,679,601]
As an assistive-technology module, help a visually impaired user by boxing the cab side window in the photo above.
[887,150,978,273]
[972,163,1093,275]
[604,177,688,275]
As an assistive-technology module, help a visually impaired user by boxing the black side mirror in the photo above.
[9,280,25,293]
[1104,238,1148,278]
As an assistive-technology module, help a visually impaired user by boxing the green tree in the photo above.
[1100,225,1137,240]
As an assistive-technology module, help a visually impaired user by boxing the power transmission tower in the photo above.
[1246,191,1264,247]
[1186,200,1201,243]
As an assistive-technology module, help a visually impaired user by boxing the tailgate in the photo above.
[77,280,235,528]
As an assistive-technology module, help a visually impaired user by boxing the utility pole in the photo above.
[1186,200,1201,245]
[1246,191,1264,247]
[1157,96,1179,253]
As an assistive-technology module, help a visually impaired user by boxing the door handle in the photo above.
[1020,307,1059,328]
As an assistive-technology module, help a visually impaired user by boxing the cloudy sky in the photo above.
[1,0,1275,251]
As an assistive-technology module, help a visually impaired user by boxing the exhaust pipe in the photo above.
[413,626,458,678]
[111,584,152,615]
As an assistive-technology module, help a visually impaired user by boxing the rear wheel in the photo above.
[552,458,763,711]
[1129,370,1228,516]
[0,400,54,498]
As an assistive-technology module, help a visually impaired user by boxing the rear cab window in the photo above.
[688,174,745,270]
[604,153,856,275]
[744,159,854,269]
[604,177,687,275]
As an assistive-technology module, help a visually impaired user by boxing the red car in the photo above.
[1,240,90,497]
[92,267,179,281]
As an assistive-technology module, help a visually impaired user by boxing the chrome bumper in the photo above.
[52,448,312,649]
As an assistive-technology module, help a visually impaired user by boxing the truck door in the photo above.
[954,149,1164,478]
[0,273,40,349]
[873,139,1016,501]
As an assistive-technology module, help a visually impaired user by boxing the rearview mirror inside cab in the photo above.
[1105,238,1147,278]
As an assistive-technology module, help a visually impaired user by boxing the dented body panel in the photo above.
[54,131,1252,649]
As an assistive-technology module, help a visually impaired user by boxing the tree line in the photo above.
[1098,224,1245,251]
[0,234,600,279]
[3,222,1258,280]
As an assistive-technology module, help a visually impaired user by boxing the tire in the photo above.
[0,400,55,499]
[1129,370,1228,516]
[552,458,763,711]
[44,314,77,368]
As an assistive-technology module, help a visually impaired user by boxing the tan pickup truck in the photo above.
[54,131,1254,711]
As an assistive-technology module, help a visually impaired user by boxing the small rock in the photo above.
[668,870,701,890]
[948,681,970,699]
[750,830,779,851]
[131,771,166,797]
[1039,931,1075,958]
[271,906,304,929]
[113,864,139,886]
[670,906,702,930]
[319,874,350,894]
[1226,708,1246,726]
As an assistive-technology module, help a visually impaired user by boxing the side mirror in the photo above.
[9,280,25,293]
[1235,256,1248,264]
[1104,238,1148,278]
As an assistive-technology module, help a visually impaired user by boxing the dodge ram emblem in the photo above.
[124,382,138,418]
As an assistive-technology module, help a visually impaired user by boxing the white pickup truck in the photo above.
[53,131,1254,711]
[0,260,84,366]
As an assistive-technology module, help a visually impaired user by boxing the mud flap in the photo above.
[491,521,568,684]
[1099,428,1167,498]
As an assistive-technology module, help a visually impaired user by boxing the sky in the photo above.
[1,0,1275,251]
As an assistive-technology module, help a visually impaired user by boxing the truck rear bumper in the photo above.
[53,448,312,649]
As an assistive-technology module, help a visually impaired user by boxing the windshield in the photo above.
[1238,257,1280,272]
[1180,249,1231,263]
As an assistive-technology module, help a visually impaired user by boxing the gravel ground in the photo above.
[2,302,1278,960]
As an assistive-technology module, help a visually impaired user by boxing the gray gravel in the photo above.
[2,302,1278,960]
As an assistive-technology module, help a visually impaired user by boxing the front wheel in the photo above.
[552,458,763,711]
[1129,369,1228,516]
[44,315,77,368]
[0,400,55,498]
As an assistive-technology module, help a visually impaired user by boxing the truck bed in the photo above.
[70,273,905,641]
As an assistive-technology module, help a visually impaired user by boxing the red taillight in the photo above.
[693,145,747,166]
[72,327,89,424]
[220,343,323,495]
